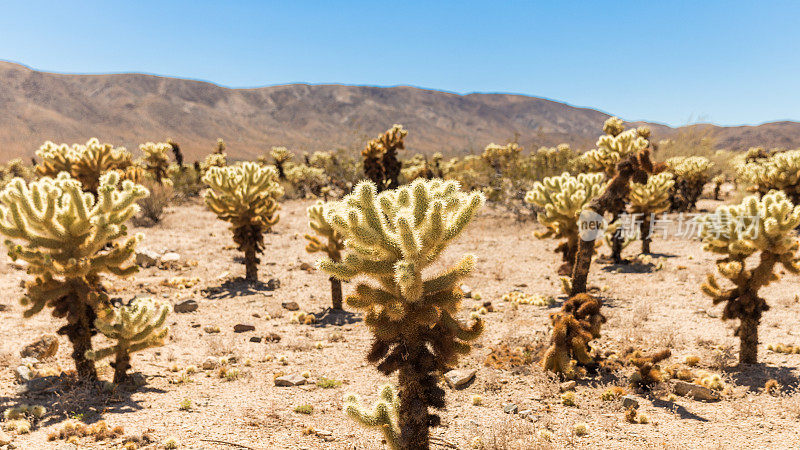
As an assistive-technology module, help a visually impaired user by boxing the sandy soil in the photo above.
[1,197,799,449]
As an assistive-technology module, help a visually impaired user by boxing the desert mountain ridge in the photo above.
[2,60,800,162]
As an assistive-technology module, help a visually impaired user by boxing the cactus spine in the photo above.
[525,172,606,275]
[344,384,400,449]
[0,172,148,379]
[304,202,345,309]
[699,190,800,364]
[317,179,484,449]
[87,297,171,383]
[203,162,283,282]
[628,172,675,254]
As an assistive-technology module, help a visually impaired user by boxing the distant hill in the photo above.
[2,61,799,162]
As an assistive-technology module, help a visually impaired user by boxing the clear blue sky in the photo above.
[2,1,798,127]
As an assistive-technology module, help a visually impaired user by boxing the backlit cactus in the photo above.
[362,125,408,192]
[285,164,327,198]
[628,172,675,254]
[736,149,800,205]
[203,162,283,282]
[87,297,171,383]
[699,190,800,364]
[35,138,133,194]
[583,120,649,177]
[304,202,345,309]
[525,172,606,275]
[270,147,294,179]
[0,172,148,379]
[317,179,483,449]
[665,156,713,211]
[541,294,606,379]
[139,142,172,183]
[344,384,400,450]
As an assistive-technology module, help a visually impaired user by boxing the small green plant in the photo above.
[179,398,192,411]
[316,377,342,389]
[294,404,314,415]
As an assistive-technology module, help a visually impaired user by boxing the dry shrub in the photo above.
[134,179,173,226]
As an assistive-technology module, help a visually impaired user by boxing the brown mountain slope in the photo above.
[1,61,799,162]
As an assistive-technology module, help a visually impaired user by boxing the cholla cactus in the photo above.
[0,159,34,189]
[736,149,800,205]
[699,190,800,364]
[318,179,483,449]
[603,116,625,137]
[344,384,400,450]
[285,164,327,198]
[628,172,675,254]
[481,142,521,172]
[203,163,283,282]
[35,139,133,194]
[583,128,649,177]
[541,294,606,379]
[214,138,226,155]
[270,147,294,179]
[712,174,725,200]
[139,142,172,183]
[167,139,184,168]
[665,156,713,211]
[87,297,170,383]
[304,202,345,309]
[525,172,606,275]
[362,125,408,192]
[0,172,148,379]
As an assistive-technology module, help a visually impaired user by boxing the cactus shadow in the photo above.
[202,277,280,299]
[0,374,166,428]
[311,308,362,327]
[649,397,710,421]
[726,363,799,393]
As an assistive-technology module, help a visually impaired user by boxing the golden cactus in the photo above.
[628,172,675,254]
[736,149,800,205]
[0,172,148,379]
[304,202,345,309]
[139,142,172,183]
[35,139,133,194]
[665,156,714,211]
[699,190,800,364]
[343,385,400,450]
[87,297,171,383]
[525,172,606,275]
[203,162,283,282]
[318,179,483,449]
[270,146,294,179]
[541,294,606,379]
[362,125,408,192]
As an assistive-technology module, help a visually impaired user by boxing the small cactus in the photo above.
[541,294,606,378]
[304,202,345,309]
[344,384,400,450]
[665,156,713,211]
[139,142,172,184]
[628,172,675,254]
[86,297,171,383]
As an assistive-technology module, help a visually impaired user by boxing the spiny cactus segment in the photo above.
[139,142,173,183]
[541,294,606,379]
[35,138,133,194]
[362,125,408,192]
[628,172,675,254]
[343,384,400,450]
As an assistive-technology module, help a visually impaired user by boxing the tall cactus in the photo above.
[699,190,800,364]
[139,142,172,184]
[203,163,283,282]
[87,297,171,383]
[362,125,408,192]
[317,179,484,449]
[344,384,401,450]
[0,172,148,379]
[304,202,345,309]
[525,172,606,275]
[628,172,675,254]
[35,138,133,194]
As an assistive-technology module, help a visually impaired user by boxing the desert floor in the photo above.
[1,197,799,449]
